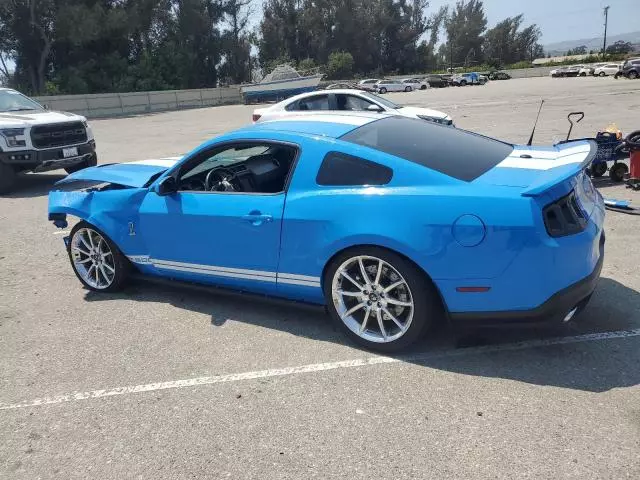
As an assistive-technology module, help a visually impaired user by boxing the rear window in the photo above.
[340,116,513,182]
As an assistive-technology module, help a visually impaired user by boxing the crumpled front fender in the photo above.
[48,187,149,253]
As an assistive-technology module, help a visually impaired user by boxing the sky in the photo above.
[423,0,638,45]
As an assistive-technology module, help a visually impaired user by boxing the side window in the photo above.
[316,151,393,186]
[335,94,374,111]
[296,94,329,111]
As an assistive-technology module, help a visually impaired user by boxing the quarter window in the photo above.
[290,94,329,111]
[316,151,392,186]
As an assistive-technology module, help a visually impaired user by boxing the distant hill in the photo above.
[544,31,640,56]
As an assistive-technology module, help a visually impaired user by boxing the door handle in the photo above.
[242,212,273,225]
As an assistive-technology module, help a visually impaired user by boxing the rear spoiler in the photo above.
[521,140,597,197]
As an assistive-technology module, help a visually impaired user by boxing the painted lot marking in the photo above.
[2,328,639,411]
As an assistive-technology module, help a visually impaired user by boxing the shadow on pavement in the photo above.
[2,172,65,199]
[83,276,640,393]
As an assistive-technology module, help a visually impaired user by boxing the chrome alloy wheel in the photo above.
[70,228,116,289]
[331,255,414,343]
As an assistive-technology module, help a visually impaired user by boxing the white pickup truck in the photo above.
[0,88,97,193]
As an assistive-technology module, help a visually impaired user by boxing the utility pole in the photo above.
[602,5,610,59]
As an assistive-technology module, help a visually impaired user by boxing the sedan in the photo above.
[251,89,453,125]
[373,79,407,93]
[488,71,511,80]
[49,113,605,351]
[425,75,449,88]
[400,78,429,91]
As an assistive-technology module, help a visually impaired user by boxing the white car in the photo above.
[594,63,621,76]
[252,89,453,125]
[356,79,380,91]
[0,88,97,193]
[373,79,407,93]
[401,78,429,91]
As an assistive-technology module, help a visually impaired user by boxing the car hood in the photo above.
[54,158,181,188]
[0,110,86,127]
[396,106,450,120]
[473,140,596,196]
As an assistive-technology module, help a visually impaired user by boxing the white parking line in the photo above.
[2,328,639,411]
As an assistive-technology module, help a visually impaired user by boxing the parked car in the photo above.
[563,65,584,77]
[452,72,487,86]
[578,65,595,76]
[373,79,407,93]
[48,112,605,351]
[618,58,640,79]
[488,71,511,80]
[594,63,621,77]
[356,79,380,92]
[0,88,97,193]
[400,78,429,91]
[251,89,453,125]
[425,75,449,88]
[550,67,567,77]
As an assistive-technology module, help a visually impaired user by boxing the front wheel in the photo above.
[460,80,467,86]
[324,247,441,352]
[599,72,606,77]
[379,87,387,94]
[65,153,98,174]
[629,71,639,79]
[67,221,129,292]
[404,86,412,92]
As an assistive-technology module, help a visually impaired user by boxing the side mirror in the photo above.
[366,104,384,112]
[156,176,178,196]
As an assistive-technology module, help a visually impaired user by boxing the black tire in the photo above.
[609,162,628,182]
[67,220,130,292]
[404,86,412,92]
[65,153,98,174]
[420,85,427,90]
[323,246,443,352]
[598,72,606,77]
[591,162,607,177]
[0,162,17,194]
[460,80,467,86]
[629,71,639,79]
[379,87,387,94]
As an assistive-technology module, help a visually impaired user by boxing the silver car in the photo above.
[374,79,407,93]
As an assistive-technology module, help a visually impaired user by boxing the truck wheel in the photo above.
[0,162,17,194]
[609,163,628,182]
[65,153,98,174]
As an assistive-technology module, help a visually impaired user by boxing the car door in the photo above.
[137,141,297,294]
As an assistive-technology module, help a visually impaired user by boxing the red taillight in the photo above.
[252,114,261,122]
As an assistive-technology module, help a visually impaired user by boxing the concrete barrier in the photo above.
[34,86,242,118]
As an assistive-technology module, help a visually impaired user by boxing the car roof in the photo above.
[245,112,390,139]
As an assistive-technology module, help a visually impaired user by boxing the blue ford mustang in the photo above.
[48,112,605,351]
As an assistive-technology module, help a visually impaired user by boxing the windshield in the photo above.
[360,91,399,109]
[0,90,44,112]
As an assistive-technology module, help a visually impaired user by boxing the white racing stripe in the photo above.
[2,328,638,411]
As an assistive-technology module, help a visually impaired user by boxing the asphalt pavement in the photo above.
[1,76,639,479]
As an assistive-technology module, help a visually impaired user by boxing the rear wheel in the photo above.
[460,80,467,86]
[629,70,639,79]
[598,72,606,77]
[67,221,129,292]
[591,162,607,177]
[324,247,441,352]
[404,86,412,92]
[609,163,628,182]
[65,153,98,174]
[379,87,387,94]
[0,162,17,194]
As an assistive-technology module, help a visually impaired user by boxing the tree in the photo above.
[219,0,253,84]
[572,45,587,55]
[443,0,487,67]
[326,51,354,79]
[483,14,542,65]
[606,40,632,55]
